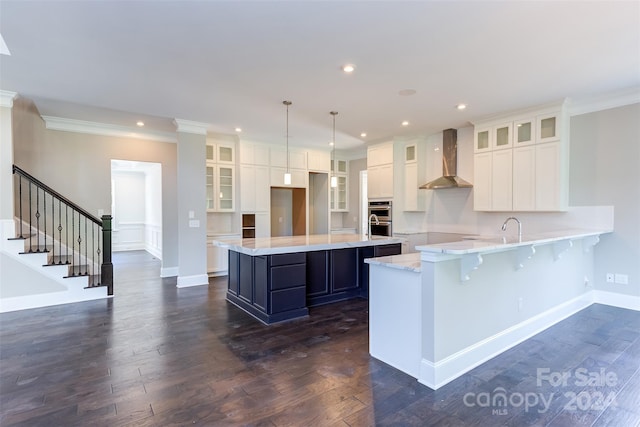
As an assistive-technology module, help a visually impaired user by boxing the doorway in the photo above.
[309,172,329,235]
[110,160,162,259]
[270,187,306,237]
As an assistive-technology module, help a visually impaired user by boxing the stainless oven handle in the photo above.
[375,221,392,225]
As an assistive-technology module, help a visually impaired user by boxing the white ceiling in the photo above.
[1,1,639,151]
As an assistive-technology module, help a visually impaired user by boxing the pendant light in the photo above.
[283,100,292,185]
[330,111,338,188]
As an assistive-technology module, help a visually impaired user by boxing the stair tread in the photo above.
[19,249,51,254]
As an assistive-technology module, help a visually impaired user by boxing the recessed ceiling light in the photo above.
[402,121,410,126]
[136,121,144,127]
[456,104,467,110]
[235,127,242,133]
[360,133,367,138]
[399,89,417,96]
[342,64,356,73]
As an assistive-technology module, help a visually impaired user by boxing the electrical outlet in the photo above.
[606,273,615,283]
[615,274,629,285]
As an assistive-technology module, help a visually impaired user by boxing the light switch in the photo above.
[189,210,195,219]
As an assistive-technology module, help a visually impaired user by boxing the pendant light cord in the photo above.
[283,101,291,174]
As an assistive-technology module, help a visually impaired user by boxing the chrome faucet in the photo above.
[501,216,522,241]
[368,214,379,240]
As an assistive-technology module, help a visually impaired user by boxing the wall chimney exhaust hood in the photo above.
[419,128,472,190]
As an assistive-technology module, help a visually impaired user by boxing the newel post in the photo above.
[101,215,113,295]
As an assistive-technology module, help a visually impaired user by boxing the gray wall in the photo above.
[570,103,640,297]
[11,97,179,272]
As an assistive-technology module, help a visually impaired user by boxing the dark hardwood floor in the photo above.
[1,250,639,426]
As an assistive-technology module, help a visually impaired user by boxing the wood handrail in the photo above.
[13,164,103,225]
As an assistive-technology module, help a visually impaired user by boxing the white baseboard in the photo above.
[176,274,209,288]
[594,289,640,311]
[160,266,178,278]
[419,292,594,390]
[0,287,111,313]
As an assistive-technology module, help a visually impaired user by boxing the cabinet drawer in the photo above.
[271,264,306,290]
[271,287,306,313]
[374,244,402,257]
[271,252,306,266]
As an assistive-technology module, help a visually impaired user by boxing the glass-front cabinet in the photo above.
[217,166,234,211]
[331,157,348,211]
[206,140,236,212]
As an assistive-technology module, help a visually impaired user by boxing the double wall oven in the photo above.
[368,201,392,237]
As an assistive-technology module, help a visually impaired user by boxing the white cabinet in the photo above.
[270,148,307,170]
[270,167,306,188]
[241,165,269,212]
[368,142,394,199]
[368,143,394,167]
[207,141,235,164]
[473,152,492,211]
[402,141,426,212]
[206,165,235,212]
[207,234,240,276]
[472,102,568,212]
[368,164,394,199]
[206,139,236,212]
[308,150,331,172]
[330,157,348,211]
[239,142,269,166]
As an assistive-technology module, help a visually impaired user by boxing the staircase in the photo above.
[0,165,113,312]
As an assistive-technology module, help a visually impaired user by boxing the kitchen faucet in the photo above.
[501,216,522,242]
[368,214,379,240]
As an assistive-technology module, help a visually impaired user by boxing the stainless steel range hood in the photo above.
[419,128,473,189]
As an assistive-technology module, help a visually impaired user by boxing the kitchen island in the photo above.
[214,234,402,324]
[366,228,611,390]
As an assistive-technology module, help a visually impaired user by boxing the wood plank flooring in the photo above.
[1,250,639,426]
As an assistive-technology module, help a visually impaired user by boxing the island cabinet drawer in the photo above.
[270,253,306,266]
[271,287,306,313]
[270,264,306,290]
[374,243,402,257]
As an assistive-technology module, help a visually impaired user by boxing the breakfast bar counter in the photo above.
[213,234,402,324]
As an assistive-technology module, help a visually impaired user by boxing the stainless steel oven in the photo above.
[368,201,392,236]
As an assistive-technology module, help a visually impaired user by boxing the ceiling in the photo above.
[1,1,639,152]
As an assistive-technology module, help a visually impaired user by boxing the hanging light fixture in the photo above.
[330,111,338,188]
[283,100,292,185]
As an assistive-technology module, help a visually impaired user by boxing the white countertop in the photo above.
[365,253,421,273]
[213,234,404,256]
[416,228,611,255]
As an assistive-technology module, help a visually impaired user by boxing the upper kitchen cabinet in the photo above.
[308,150,331,172]
[330,156,348,212]
[239,141,270,166]
[474,123,512,152]
[206,137,237,212]
[399,139,427,211]
[207,139,236,164]
[270,147,307,170]
[472,101,568,212]
[368,142,394,199]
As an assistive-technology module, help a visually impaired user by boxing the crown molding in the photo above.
[0,90,17,108]
[173,119,209,135]
[42,116,177,143]
[569,87,640,116]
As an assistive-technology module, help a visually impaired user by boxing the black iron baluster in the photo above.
[92,222,95,280]
[77,211,82,275]
[35,186,41,252]
[18,176,23,238]
[71,209,75,275]
[44,189,47,255]
[58,199,62,264]
[28,182,32,252]
[65,204,69,265]
[84,216,88,275]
